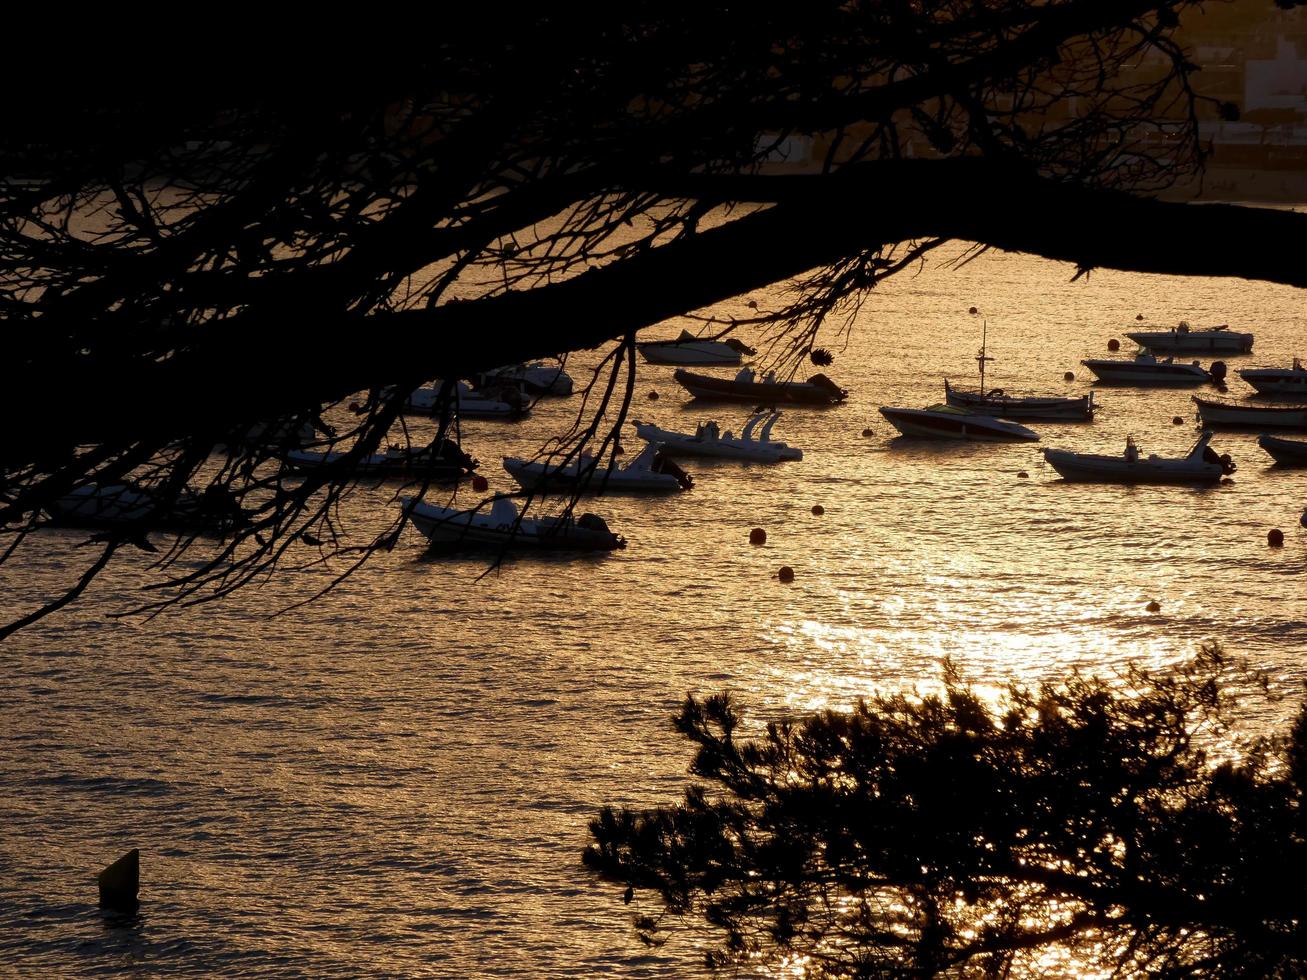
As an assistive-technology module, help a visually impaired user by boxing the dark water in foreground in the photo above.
[2,242,1306,977]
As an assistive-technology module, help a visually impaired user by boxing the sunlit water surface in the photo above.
[3,240,1306,977]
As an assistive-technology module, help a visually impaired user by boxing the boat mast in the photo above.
[977,319,994,397]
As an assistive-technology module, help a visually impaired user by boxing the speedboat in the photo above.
[402,495,625,551]
[1043,431,1234,484]
[1259,434,1307,465]
[878,404,1039,442]
[633,410,803,462]
[46,483,247,533]
[944,380,1094,421]
[503,444,692,493]
[1125,322,1254,354]
[472,362,573,397]
[283,440,478,481]
[638,330,755,366]
[673,368,847,404]
[1192,396,1307,429]
[406,380,528,420]
[1081,352,1222,386]
[1238,359,1307,396]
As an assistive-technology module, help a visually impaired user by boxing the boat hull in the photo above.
[878,407,1039,442]
[1081,360,1210,385]
[944,384,1094,421]
[1259,434,1307,465]
[1126,330,1253,354]
[639,342,743,366]
[1238,368,1307,396]
[1042,449,1223,484]
[672,370,847,404]
[404,500,624,551]
[1192,397,1307,428]
[284,448,473,481]
[502,458,684,493]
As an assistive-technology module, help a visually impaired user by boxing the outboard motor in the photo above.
[1220,453,1237,475]
[1209,360,1228,383]
[807,373,849,401]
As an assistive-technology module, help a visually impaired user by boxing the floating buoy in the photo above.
[1136,313,1145,320]
[811,504,824,515]
[1063,371,1075,381]
[471,475,489,492]
[778,565,795,583]
[648,390,659,400]
[1172,416,1184,425]
[1269,528,1285,547]
[348,401,362,414]
[1145,600,1161,613]
[1108,338,1121,352]
[747,299,758,309]
[97,849,140,912]
[1017,471,1029,478]
[614,444,625,455]
[861,428,874,438]
[1301,508,1307,528]
[749,527,767,545]
[968,306,979,315]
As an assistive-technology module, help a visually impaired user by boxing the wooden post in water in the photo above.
[97,848,139,911]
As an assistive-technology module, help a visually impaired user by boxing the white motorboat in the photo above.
[402,495,625,551]
[633,410,803,462]
[673,367,848,403]
[46,483,247,532]
[503,444,693,493]
[638,330,755,366]
[944,320,1095,420]
[1237,359,1307,396]
[1081,352,1223,386]
[406,380,528,419]
[878,404,1039,442]
[1043,432,1234,484]
[1192,396,1307,429]
[1125,322,1254,354]
[1259,434,1307,466]
[473,362,573,397]
[283,440,477,481]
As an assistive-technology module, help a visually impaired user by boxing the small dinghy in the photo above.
[46,483,247,533]
[1258,434,1307,466]
[402,495,625,551]
[878,404,1039,442]
[633,410,803,462]
[1192,396,1307,429]
[472,362,573,397]
[1125,322,1254,354]
[1043,431,1235,484]
[673,367,847,404]
[1237,359,1307,396]
[638,331,755,366]
[1081,352,1222,386]
[503,444,692,493]
[283,440,478,481]
[406,380,528,420]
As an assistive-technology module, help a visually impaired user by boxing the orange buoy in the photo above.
[614,444,625,455]
[811,504,824,516]
[348,401,362,414]
[1017,471,1029,478]
[778,565,795,582]
[1108,338,1120,352]
[747,299,758,309]
[968,306,979,315]
[1146,600,1161,613]
[861,428,874,437]
[749,527,767,545]
[1172,416,1184,425]
[1136,313,1145,320]
[1268,528,1285,547]
[1063,371,1074,381]
[648,390,659,400]
[471,475,489,492]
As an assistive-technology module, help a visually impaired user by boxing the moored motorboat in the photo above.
[46,483,247,533]
[1043,432,1234,484]
[1258,434,1307,465]
[1238,359,1307,396]
[283,440,478,481]
[878,404,1039,442]
[472,362,573,397]
[633,410,803,462]
[402,495,625,551]
[503,444,692,493]
[638,330,755,366]
[1125,322,1253,354]
[672,367,847,404]
[944,380,1095,421]
[1192,396,1307,429]
[406,380,528,419]
[1081,352,1222,386]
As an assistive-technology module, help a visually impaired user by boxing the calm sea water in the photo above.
[2,238,1306,977]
